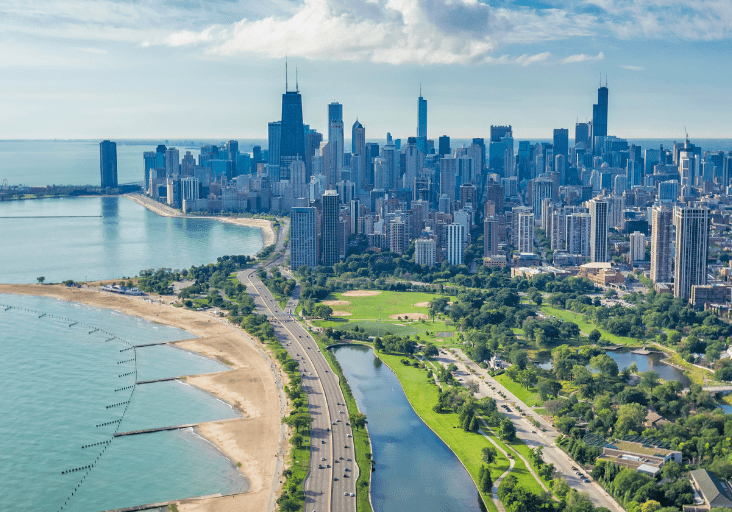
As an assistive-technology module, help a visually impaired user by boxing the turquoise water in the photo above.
[331,345,484,512]
[0,196,262,283]
[0,293,247,512]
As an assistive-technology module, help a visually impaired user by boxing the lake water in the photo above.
[331,345,484,512]
[537,349,691,387]
[0,293,247,512]
[0,195,262,283]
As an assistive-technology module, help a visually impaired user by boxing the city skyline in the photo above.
[2,1,731,140]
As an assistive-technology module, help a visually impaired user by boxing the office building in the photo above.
[280,86,306,167]
[415,237,436,266]
[321,190,340,267]
[165,147,179,177]
[143,151,156,192]
[589,198,609,262]
[490,125,512,143]
[592,83,609,149]
[390,218,407,255]
[328,102,344,181]
[418,91,427,139]
[575,122,591,150]
[440,155,456,203]
[553,128,569,157]
[446,223,464,265]
[352,120,366,191]
[650,206,673,284]
[674,206,710,300]
[291,206,317,269]
[438,135,451,157]
[268,121,281,166]
[100,140,117,189]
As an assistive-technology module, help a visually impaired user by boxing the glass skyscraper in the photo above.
[280,90,306,164]
[99,140,117,189]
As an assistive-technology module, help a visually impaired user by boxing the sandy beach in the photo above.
[124,193,276,249]
[0,284,285,512]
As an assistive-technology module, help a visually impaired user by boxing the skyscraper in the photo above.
[484,216,499,257]
[566,213,591,257]
[446,223,464,265]
[280,86,306,167]
[291,206,317,270]
[328,102,344,181]
[589,198,609,262]
[592,83,609,150]
[100,140,117,189]
[674,206,710,300]
[143,151,156,192]
[321,190,340,267]
[438,135,451,157]
[268,122,281,166]
[352,120,365,192]
[165,147,179,176]
[575,122,591,150]
[553,128,569,157]
[418,90,427,139]
[517,211,534,254]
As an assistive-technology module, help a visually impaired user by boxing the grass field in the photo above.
[494,374,543,407]
[312,291,460,345]
[379,351,550,508]
[540,306,643,346]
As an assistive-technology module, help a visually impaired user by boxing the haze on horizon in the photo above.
[1,0,731,140]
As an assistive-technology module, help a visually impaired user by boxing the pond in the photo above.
[331,345,484,512]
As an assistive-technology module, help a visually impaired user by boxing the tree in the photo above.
[37,276,45,284]
[615,403,647,436]
[482,446,498,465]
[291,433,304,449]
[480,465,493,494]
[499,417,516,441]
[349,412,368,430]
[313,304,333,320]
[640,370,660,391]
[588,329,601,343]
[589,354,619,379]
[424,343,439,357]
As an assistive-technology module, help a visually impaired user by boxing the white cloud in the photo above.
[561,51,604,64]
[515,52,552,66]
[620,64,645,71]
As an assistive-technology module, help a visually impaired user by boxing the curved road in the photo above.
[238,220,357,512]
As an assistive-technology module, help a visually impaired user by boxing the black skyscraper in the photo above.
[280,89,306,165]
[100,140,117,188]
[592,84,608,148]
[438,135,451,157]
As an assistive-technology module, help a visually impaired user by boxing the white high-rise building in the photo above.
[650,205,673,284]
[589,198,609,262]
[566,213,591,257]
[446,223,465,265]
[517,211,535,254]
[674,206,710,300]
[181,177,199,201]
[629,231,646,262]
[415,237,436,266]
[165,147,179,176]
[291,206,317,270]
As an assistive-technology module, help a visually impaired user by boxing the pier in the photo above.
[135,377,178,385]
[133,341,170,348]
[114,423,197,437]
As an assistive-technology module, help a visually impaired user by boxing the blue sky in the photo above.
[1,0,730,140]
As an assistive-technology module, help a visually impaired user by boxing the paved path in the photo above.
[433,348,624,512]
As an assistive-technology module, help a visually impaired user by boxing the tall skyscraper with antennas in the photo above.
[592,78,608,152]
[417,86,427,153]
[280,64,305,171]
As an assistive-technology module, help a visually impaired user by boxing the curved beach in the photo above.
[0,283,285,512]
[124,193,276,248]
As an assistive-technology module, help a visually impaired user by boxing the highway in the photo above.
[238,221,357,512]
[434,348,625,512]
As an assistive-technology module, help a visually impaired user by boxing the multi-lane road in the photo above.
[238,223,356,512]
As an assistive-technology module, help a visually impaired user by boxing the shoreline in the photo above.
[124,193,276,249]
[0,284,286,512]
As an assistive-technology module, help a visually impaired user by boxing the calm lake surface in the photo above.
[0,293,247,512]
[331,344,484,512]
[0,196,262,283]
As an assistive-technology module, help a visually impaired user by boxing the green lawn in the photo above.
[494,374,543,407]
[540,306,642,346]
[313,317,460,345]
[378,351,552,510]
[320,290,454,319]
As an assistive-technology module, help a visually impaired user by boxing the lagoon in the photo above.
[331,345,483,512]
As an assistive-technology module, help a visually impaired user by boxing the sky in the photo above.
[1,0,731,141]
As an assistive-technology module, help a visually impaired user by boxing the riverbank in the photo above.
[124,193,276,248]
[0,283,284,512]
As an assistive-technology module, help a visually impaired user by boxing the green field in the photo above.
[540,306,642,346]
[379,351,549,507]
[313,291,460,344]
[494,374,543,407]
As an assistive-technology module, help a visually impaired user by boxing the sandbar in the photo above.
[124,193,276,249]
[0,284,285,512]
